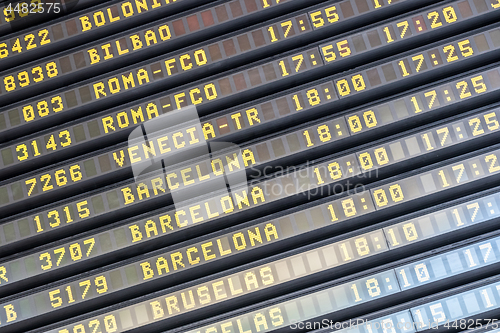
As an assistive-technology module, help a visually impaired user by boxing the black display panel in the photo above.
[2,1,499,179]
[2,66,500,265]
[2,0,497,143]
[1,1,500,332]
[3,143,500,329]
[0,0,315,104]
[38,232,500,333]
[0,0,109,37]
[2,76,500,218]
[0,0,417,104]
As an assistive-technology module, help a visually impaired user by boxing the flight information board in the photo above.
[0,0,423,105]
[3,143,500,331]
[41,231,500,333]
[0,0,225,70]
[2,0,500,332]
[2,2,500,181]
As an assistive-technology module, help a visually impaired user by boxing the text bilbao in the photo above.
[0,0,179,59]
[101,98,261,139]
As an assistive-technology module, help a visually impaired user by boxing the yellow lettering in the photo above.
[102,43,113,60]
[211,159,224,176]
[116,40,129,55]
[88,48,100,64]
[175,210,189,228]
[122,72,136,89]
[117,111,130,128]
[135,0,148,13]
[4,304,17,323]
[113,150,125,165]
[93,82,106,99]
[159,25,171,40]
[217,238,232,256]
[186,247,200,265]
[146,103,159,118]
[220,196,234,213]
[245,272,259,290]
[144,30,158,46]
[173,132,185,149]
[202,242,216,261]
[150,300,164,319]
[93,11,106,27]
[264,223,279,241]
[231,113,242,129]
[260,266,274,285]
[251,186,265,204]
[190,205,203,223]
[128,146,141,163]
[136,182,150,200]
[140,262,154,279]
[164,58,176,75]
[165,296,180,314]
[107,7,120,22]
[121,187,135,204]
[167,173,179,190]
[156,257,169,275]
[246,108,261,125]
[174,93,186,109]
[129,225,143,242]
[226,153,241,172]
[143,141,156,158]
[121,2,134,17]
[145,220,158,237]
[160,215,173,232]
[181,291,195,309]
[0,266,7,283]
[180,54,192,70]
[202,123,216,140]
[242,149,256,167]
[130,34,143,50]
[233,232,246,250]
[212,280,227,300]
[137,68,150,84]
[228,277,243,295]
[254,313,269,330]
[270,307,284,326]
[152,177,165,195]
[181,168,194,186]
[131,106,144,123]
[205,83,217,100]
[79,16,92,31]
[197,286,211,304]
[189,88,202,105]
[196,165,210,181]
[248,227,262,246]
[158,136,170,154]
[170,252,184,270]
[234,191,249,209]
[205,202,219,218]
[102,116,115,133]
[108,77,121,94]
